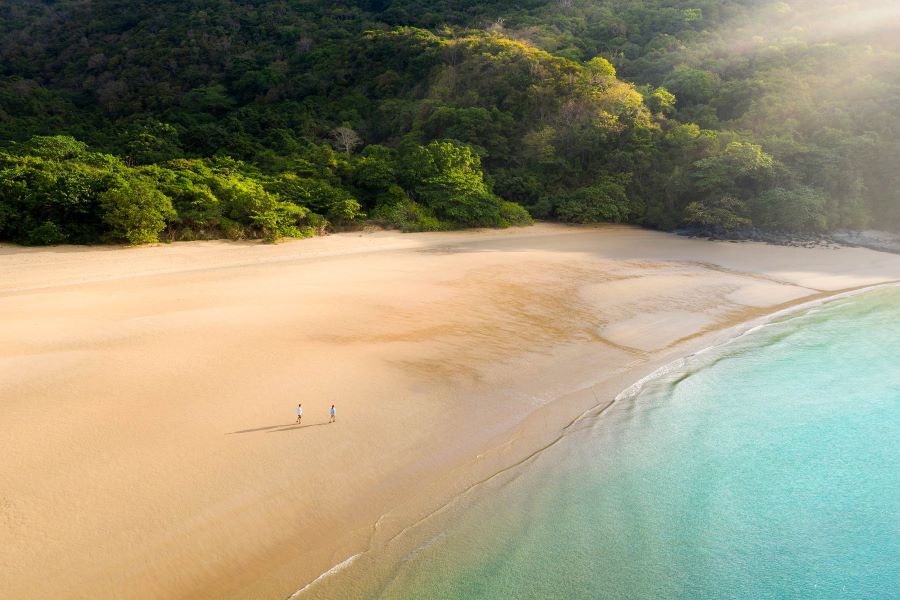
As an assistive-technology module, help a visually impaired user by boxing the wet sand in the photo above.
[2,224,900,599]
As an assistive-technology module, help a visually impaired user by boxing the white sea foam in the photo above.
[614,357,688,402]
[286,553,361,599]
[611,281,900,406]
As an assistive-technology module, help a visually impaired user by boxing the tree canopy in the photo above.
[1,0,897,244]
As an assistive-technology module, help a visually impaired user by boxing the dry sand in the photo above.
[2,224,900,599]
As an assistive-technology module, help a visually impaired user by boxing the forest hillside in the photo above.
[1,0,898,244]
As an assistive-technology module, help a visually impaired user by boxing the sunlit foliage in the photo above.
[0,0,897,243]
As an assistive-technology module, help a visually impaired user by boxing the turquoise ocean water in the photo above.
[369,287,900,599]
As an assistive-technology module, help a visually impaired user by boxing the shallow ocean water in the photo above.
[374,287,900,599]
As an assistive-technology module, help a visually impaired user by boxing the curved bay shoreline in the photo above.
[296,280,900,599]
[3,224,900,599]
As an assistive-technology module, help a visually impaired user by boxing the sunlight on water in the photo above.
[377,287,900,599]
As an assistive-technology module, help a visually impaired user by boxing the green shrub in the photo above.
[100,178,174,244]
[305,213,329,235]
[375,184,408,207]
[0,151,111,244]
[174,228,199,242]
[218,217,246,240]
[328,197,364,224]
[494,173,543,207]
[752,187,828,232]
[556,178,632,224]
[421,187,503,227]
[25,221,67,245]
[352,145,397,191]
[499,201,533,227]
[266,174,363,224]
[403,140,506,227]
[683,195,751,230]
[373,199,445,232]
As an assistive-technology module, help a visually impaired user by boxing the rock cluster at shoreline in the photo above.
[830,230,900,254]
[677,227,900,254]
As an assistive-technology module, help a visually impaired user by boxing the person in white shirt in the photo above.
[296,403,303,424]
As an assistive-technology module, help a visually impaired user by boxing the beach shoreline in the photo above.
[292,279,900,598]
[3,224,900,599]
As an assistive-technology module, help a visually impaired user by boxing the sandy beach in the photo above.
[2,224,900,599]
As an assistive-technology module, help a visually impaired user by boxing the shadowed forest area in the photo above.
[1,0,898,244]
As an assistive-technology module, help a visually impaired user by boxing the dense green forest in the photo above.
[1,0,898,244]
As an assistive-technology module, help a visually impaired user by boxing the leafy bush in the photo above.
[752,187,829,232]
[352,145,397,191]
[328,197,364,224]
[403,140,512,227]
[100,178,175,244]
[556,178,632,224]
[499,201,533,227]
[267,174,363,224]
[683,196,751,231]
[25,221,67,245]
[305,213,329,235]
[257,201,314,242]
[218,217,246,240]
[372,199,444,232]
[0,150,111,244]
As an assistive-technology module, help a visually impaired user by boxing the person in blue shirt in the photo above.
[329,404,336,423]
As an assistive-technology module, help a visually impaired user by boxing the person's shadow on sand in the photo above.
[266,423,328,432]
[226,422,329,434]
